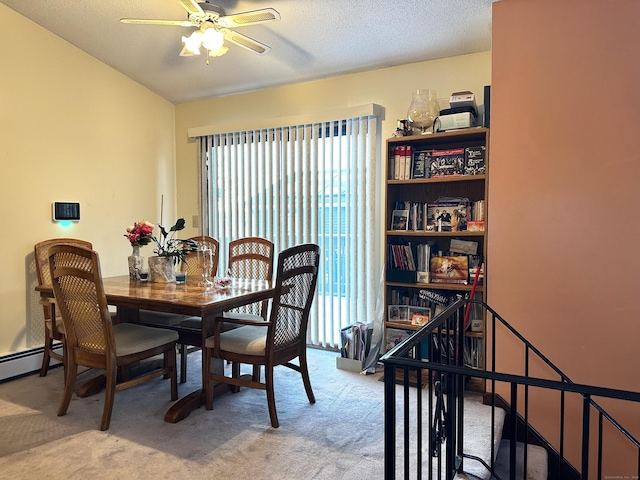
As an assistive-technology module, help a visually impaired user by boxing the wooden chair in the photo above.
[203,243,320,428]
[182,235,220,281]
[34,238,92,377]
[223,237,275,381]
[179,237,274,380]
[48,244,178,431]
[224,237,275,320]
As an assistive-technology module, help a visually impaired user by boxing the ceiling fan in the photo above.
[120,0,280,59]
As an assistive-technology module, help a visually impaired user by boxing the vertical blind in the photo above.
[195,113,379,348]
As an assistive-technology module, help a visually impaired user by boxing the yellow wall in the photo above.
[1,0,491,360]
[174,52,492,240]
[0,5,176,355]
[491,0,640,473]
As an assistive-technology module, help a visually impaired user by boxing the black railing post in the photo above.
[404,366,410,477]
[598,412,603,480]
[456,305,465,474]
[510,382,518,480]
[427,370,434,480]
[559,390,566,479]
[446,371,456,478]
[582,394,591,479]
[416,362,423,480]
[384,361,396,480]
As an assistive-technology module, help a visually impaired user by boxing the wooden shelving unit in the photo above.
[383,127,489,392]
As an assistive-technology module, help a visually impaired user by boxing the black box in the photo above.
[386,270,417,283]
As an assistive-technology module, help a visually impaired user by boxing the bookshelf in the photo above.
[384,127,489,392]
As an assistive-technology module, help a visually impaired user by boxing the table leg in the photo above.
[165,311,221,423]
[76,375,106,398]
[164,357,226,423]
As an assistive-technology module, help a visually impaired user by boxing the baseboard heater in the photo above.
[0,345,62,383]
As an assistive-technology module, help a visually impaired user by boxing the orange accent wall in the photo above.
[490,0,640,474]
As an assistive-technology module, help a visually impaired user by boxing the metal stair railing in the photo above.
[381,298,640,480]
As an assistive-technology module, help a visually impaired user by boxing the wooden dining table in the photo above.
[37,275,274,423]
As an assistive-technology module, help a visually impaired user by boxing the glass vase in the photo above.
[407,89,440,134]
[195,245,214,287]
[128,245,144,281]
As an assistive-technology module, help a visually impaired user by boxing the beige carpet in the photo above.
[0,347,506,479]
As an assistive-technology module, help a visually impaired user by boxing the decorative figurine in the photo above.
[392,119,411,137]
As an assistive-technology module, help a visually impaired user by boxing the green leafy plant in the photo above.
[151,218,198,265]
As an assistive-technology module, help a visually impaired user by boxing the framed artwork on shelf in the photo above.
[391,209,409,231]
[409,306,431,326]
[388,305,410,323]
[430,255,469,284]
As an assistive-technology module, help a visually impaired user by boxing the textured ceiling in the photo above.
[0,0,495,104]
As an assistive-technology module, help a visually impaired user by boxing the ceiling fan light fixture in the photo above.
[208,45,228,57]
[201,26,224,52]
[123,2,279,60]
[181,31,203,55]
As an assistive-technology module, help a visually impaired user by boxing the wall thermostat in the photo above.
[52,202,80,222]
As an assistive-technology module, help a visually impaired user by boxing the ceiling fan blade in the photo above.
[120,18,196,27]
[217,8,281,28]
[221,28,272,55]
[179,0,205,16]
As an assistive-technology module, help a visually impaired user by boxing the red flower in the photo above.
[124,221,155,247]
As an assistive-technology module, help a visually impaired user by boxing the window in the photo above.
[195,109,380,348]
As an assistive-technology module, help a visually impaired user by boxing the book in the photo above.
[464,145,486,175]
[418,288,462,316]
[467,220,485,232]
[429,148,465,177]
[340,323,372,361]
[388,149,395,179]
[449,238,478,255]
[404,145,412,180]
[387,244,417,272]
[391,209,409,230]
[469,256,484,284]
[411,150,431,179]
[418,288,453,306]
[415,242,431,273]
[471,200,485,221]
[385,328,411,352]
[430,255,469,284]
[394,145,403,180]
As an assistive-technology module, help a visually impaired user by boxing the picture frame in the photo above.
[408,306,431,326]
[430,255,469,284]
[387,305,409,323]
[391,209,409,231]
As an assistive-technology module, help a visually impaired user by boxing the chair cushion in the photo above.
[178,316,202,329]
[179,312,263,328]
[113,323,178,357]
[222,311,264,322]
[205,325,266,356]
[138,310,186,326]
